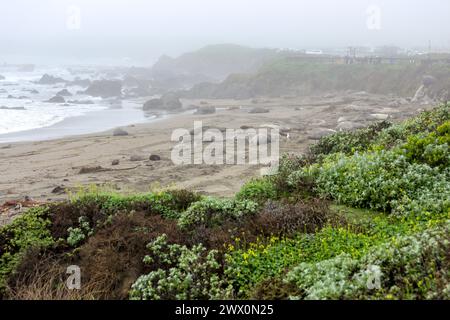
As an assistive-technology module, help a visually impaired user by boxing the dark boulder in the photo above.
[51,186,65,195]
[248,107,270,114]
[194,106,216,115]
[143,98,164,110]
[36,74,66,85]
[68,100,94,105]
[46,96,65,103]
[143,93,182,111]
[149,154,161,161]
[0,106,26,110]
[56,89,72,96]
[112,128,129,136]
[162,93,182,110]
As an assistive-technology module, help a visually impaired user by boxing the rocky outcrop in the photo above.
[0,106,26,110]
[143,93,182,111]
[46,96,65,103]
[122,76,154,97]
[68,100,94,105]
[84,80,122,98]
[143,98,164,110]
[162,93,183,110]
[56,89,72,96]
[112,128,129,136]
[36,74,66,85]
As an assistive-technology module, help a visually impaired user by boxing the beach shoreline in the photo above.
[0,99,161,144]
[0,95,432,226]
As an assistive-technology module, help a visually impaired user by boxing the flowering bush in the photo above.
[311,149,449,216]
[67,216,94,246]
[285,221,450,300]
[177,197,258,229]
[224,226,376,297]
[129,234,232,300]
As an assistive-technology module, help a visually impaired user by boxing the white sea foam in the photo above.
[0,103,107,135]
[0,66,108,135]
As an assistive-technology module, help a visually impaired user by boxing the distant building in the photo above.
[305,50,323,55]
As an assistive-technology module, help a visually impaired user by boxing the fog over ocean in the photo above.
[0,65,155,141]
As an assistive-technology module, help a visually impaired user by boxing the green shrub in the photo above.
[224,226,377,297]
[236,178,277,205]
[271,154,313,197]
[310,120,391,159]
[374,103,450,148]
[178,197,258,229]
[285,221,450,300]
[129,234,232,300]
[0,207,54,294]
[314,150,448,215]
[66,216,94,246]
[398,121,450,168]
[68,188,201,220]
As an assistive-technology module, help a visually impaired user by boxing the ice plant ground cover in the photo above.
[0,103,449,300]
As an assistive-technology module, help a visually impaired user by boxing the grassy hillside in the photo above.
[183,58,450,99]
[0,103,449,300]
[151,44,285,82]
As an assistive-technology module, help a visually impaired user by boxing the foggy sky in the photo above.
[1,0,450,65]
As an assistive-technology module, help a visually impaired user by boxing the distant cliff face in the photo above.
[150,44,284,89]
[180,58,450,101]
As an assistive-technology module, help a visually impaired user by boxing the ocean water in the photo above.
[0,65,153,142]
[0,66,107,135]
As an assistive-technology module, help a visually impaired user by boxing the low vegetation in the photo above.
[0,103,449,300]
[183,59,450,99]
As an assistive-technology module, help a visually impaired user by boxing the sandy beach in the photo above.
[0,94,430,212]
